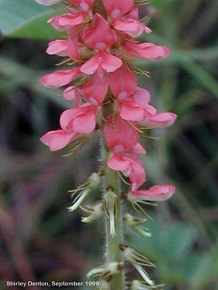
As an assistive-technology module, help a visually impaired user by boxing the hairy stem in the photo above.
[102,149,125,289]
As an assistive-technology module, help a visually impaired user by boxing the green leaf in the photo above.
[0,0,65,39]
[128,220,197,264]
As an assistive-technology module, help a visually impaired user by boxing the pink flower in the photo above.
[118,88,157,121]
[40,130,78,151]
[40,102,97,151]
[129,185,175,201]
[124,42,170,60]
[103,115,146,190]
[46,40,68,56]
[140,112,177,128]
[40,67,81,88]
[108,77,177,127]
[80,50,122,75]
[41,102,98,151]
[60,104,97,134]
[48,10,86,31]
[108,152,146,191]
[114,19,151,37]
[46,34,81,61]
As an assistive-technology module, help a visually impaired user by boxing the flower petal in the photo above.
[102,0,134,18]
[130,185,175,201]
[125,42,170,60]
[40,67,81,88]
[143,112,177,128]
[114,19,150,37]
[101,51,123,73]
[81,74,108,105]
[40,130,77,151]
[46,40,68,56]
[109,65,137,99]
[128,158,146,191]
[80,53,100,75]
[48,12,84,30]
[81,13,115,49]
[103,115,139,151]
[60,106,97,134]
[81,51,122,75]
[73,110,97,133]
[107,154,130,172]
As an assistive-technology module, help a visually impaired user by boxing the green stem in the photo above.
[103,152,125,289]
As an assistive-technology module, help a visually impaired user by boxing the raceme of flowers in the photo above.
[37,0,177,287]
[39,0,176,201]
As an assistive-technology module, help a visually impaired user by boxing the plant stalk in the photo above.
[102,150,125,290]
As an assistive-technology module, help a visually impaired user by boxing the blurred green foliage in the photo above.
[0,0,218,289]
[0,0,64,39]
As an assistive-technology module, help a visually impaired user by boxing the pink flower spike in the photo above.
[80,51,122,75]
[40,130,78,151]
[130,185,175,201]
[46,40,68,56]
[125,42,170,60]
[40,67,81,88]
[142,112,177,128]
[102,0,134,18]
[60,105,97,134]
[109,66,137,100]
